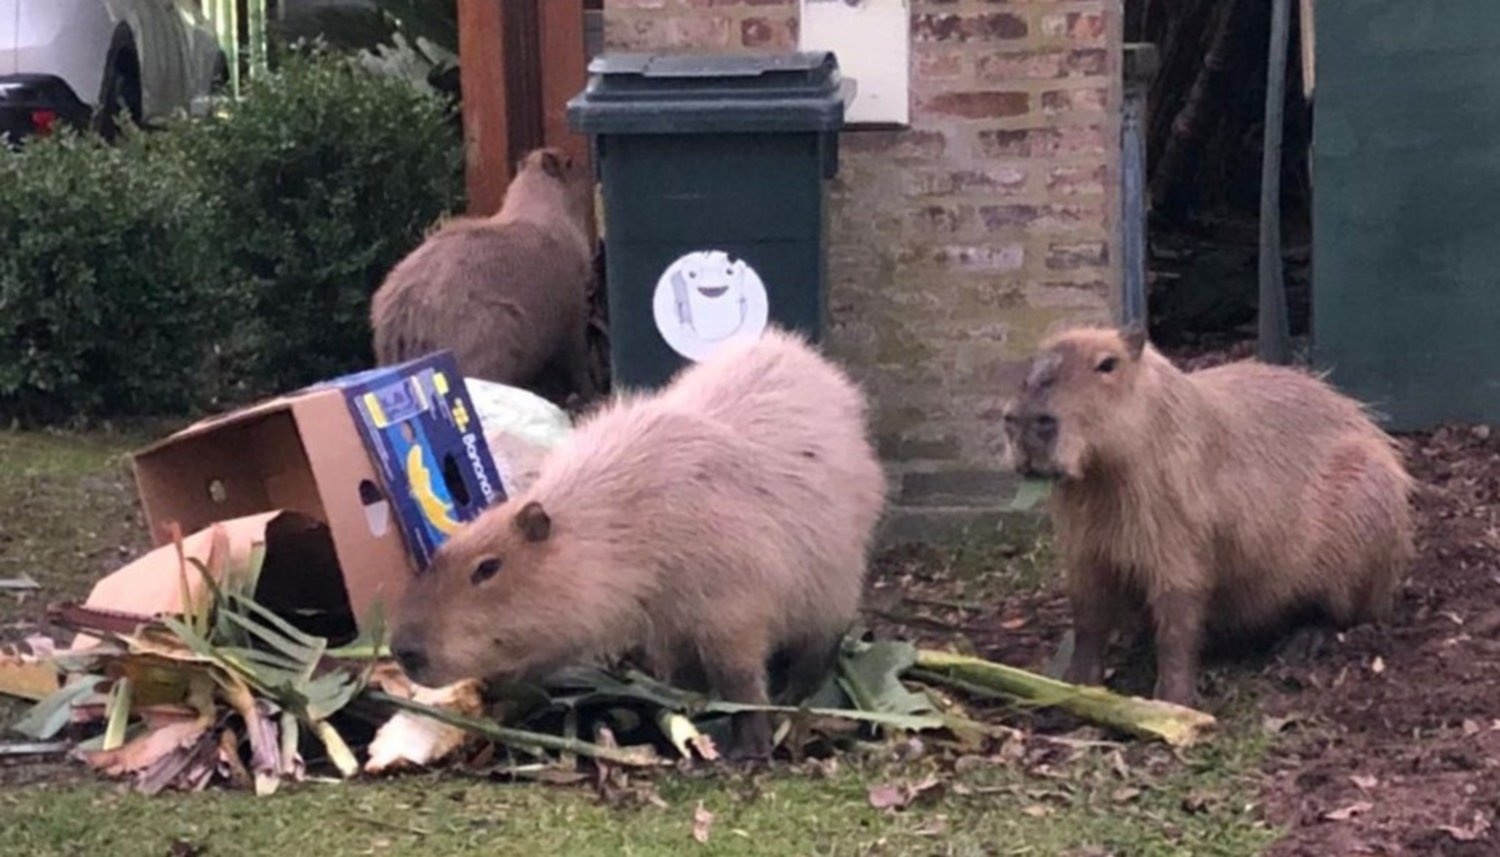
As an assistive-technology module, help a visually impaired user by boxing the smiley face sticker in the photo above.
[652,250,770,362]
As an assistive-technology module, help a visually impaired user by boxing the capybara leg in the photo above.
[703,642,774,761]
[563,321,597,403]
[1151,588,1207,707]
[1064,570,1117,687]
[776,632,841,705]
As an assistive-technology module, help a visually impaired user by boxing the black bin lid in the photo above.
[567,51,849,135]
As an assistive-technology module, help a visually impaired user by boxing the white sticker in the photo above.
[652,250,770,362]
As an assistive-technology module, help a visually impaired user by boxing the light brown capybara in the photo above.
[389,327,888,759]
[1001,324,1415,707]
[370,147,596,406]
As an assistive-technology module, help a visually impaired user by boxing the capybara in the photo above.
[1001,324,1414,706]
[390,327,888,759]
[370,147,596,406]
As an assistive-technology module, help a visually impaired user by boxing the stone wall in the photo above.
[604,0,1123,541]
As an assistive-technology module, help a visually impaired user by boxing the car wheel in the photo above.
[95,52,143,141]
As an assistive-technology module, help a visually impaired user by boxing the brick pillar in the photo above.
[602,0,1123,543]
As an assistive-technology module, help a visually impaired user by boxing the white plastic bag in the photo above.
[464,378,573,497]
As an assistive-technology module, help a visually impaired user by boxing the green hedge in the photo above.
[0,50,463,423]
[0,133,242,421]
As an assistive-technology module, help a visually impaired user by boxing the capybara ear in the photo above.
[540,150,564,180]
[1120,322,1148,359]
[515,501,552,543]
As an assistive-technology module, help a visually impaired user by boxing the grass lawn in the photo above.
[0,429,1281,857]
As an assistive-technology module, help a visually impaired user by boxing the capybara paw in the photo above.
[1153,676,1199,708]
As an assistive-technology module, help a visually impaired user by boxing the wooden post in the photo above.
[539,0,590,169]
[458,0,512,217]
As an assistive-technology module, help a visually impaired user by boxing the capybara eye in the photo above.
[1095,356,1118,374]
[470,558,503,585]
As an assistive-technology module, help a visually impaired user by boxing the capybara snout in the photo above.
[392,499,560,689]
[1000,324,1148,480]
[1002,410,1061,479]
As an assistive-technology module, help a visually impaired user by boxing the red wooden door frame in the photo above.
[458,0,589,217]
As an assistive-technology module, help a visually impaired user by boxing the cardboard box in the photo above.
[127,352,505,629]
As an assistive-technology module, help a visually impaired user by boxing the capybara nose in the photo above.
[1028,413,1059,445]
[393,643,429,678]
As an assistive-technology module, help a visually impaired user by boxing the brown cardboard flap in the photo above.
[133,407,326,546]
[73,510,355,649]
[132,393,309,457]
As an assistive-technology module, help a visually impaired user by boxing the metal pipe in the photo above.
[1258,0,1293,364]
[1120,44,1158,329]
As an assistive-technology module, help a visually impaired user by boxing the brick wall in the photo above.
[604,0,1122,541]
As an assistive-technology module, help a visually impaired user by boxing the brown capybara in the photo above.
[389,327,888,759]
[370,147,596,406]
[1001,324,1414,707]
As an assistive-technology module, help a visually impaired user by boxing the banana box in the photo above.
[317,352,506,568]
[127,351,505,632]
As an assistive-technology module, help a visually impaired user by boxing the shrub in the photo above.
[0,50,464,422]
[189,50,463,392]
[0,132,244,422]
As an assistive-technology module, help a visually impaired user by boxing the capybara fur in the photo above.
[390,327,888,759]
[370,147,596,406]
[1001,324,1415,706]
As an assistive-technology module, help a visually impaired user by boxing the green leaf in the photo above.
[302,671,362,722]
[1009,478,1054,511]
[224,592,324,651]
[101,677,134,751]
[836,637,937,718]
[9,676,104,741]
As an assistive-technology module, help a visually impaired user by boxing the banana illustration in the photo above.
[405,445,461,535]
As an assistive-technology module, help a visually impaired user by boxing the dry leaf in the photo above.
[1439,812,1492,842]
[1323,801,1374,821]
[1370,657,1386,675]
[692,803,714,844]
[1112,786,1143,803]
[1262,714,1304,735]
[999,617,1029,630]
[868,783,908,810]
[0,652,60,702]
[688,732,720,762]
[1349,774,1379,790]
[1462,719,1482,737]
[82,720,210,777]
[1021,804,1052,818]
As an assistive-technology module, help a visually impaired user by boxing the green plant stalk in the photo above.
[101,677,133,752]
[366,691,662,767]
[911,650,1217,747]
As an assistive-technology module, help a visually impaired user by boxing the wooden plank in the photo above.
[458,0,511,216]
[539,0,590,168]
